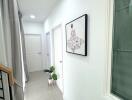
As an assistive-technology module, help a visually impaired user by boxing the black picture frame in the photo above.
[65,14,88,56]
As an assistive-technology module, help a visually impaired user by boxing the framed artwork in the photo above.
[65,14,87,56]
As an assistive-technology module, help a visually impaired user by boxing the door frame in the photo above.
[104,0,120,100]
[24,33,44,72]
[45,32,51,69]
[51,24,64,94]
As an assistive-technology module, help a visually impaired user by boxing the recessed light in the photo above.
[30,14,36,19]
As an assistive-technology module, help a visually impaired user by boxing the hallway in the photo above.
[1,0,130,100]
[24,71,63,100]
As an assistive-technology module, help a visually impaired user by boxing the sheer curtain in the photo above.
[18,11,29,83]
[1,0,28,99]
[0,1,10,100]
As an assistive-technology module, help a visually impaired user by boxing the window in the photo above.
[111,0,132,99]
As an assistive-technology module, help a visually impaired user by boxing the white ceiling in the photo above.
[18,0,60,22]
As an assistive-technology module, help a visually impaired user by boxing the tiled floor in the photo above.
[24,71,63,100]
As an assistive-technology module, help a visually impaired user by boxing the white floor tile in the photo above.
[24,71,63,100]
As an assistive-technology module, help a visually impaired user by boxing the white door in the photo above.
[53,25,64,93]
[25,34,43,72]
[46,32,51,69]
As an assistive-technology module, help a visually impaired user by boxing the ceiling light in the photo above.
[30,15,36,19]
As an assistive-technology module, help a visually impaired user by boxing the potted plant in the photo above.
[44,66,54,73]
[50,66,55,73]
[47,66,57,86]
[51,72,57,80]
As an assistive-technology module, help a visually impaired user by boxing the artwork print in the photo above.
[66,14,87,56]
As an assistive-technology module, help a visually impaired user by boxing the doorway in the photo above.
[52,24,64,94]
[25,34,43,72]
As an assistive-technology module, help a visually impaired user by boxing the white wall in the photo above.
[23,21,46,72]
[43,0,111,100]
[23,21,44,34]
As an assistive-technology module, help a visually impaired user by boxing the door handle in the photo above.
[59,61,63,63]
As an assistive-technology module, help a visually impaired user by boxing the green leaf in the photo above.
[50,66,55,72]
[52,73,57,80]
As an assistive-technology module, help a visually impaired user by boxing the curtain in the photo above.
[0,1,11,100]
[1,0,27,99]
[111,0,132,99]
[18,11,29,82]
[8,0,24,99]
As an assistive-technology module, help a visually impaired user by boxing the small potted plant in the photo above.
[50,66,55,73]
[47,66,57,86]
[44,66,54,73]
[51,72,57,80]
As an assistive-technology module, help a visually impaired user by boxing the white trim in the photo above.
[104,0,121,100]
